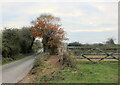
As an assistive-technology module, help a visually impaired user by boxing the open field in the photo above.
[50,62,118,83]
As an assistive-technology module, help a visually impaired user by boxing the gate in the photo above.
[67,46,120,63]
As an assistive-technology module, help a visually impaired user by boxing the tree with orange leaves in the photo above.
[31,14,68,55]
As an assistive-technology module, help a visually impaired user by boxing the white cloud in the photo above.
[1,2,118,32]
[2,16,31,28]
[65,26,117,32]
[19,2,84,17]
[0,0,119,2]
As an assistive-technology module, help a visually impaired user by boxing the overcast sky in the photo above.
[1,2,118,44]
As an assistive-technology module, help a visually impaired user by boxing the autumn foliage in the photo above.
[31,14,68,54]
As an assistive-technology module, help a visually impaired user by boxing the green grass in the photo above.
[34,62,118,83]
[2,52,35,65]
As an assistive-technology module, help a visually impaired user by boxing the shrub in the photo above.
[33,53,49,68]
[59,51,77,68]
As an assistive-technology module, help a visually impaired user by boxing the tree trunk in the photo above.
[42,36,49,53]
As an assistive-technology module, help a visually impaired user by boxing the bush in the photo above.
[60,51,77,68]
[33,53,49,68]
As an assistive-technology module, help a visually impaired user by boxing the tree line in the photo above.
[2,27,35,59]
[68,38,116,47]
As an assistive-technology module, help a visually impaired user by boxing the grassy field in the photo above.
[33,62,118,83]
[53,62,118,83]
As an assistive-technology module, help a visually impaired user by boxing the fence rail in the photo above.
[67,46,120,63]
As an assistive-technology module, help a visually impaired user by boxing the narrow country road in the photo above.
[1,49,43,83]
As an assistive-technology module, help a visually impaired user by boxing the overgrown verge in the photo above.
[32,53,50,69]
[20,52,77,83]
[35,52,77,83]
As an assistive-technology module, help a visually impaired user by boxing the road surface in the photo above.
[0,49,43,84]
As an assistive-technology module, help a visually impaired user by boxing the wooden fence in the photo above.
[67,46,120,63]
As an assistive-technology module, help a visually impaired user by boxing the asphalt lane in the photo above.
[1,49,43,83]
